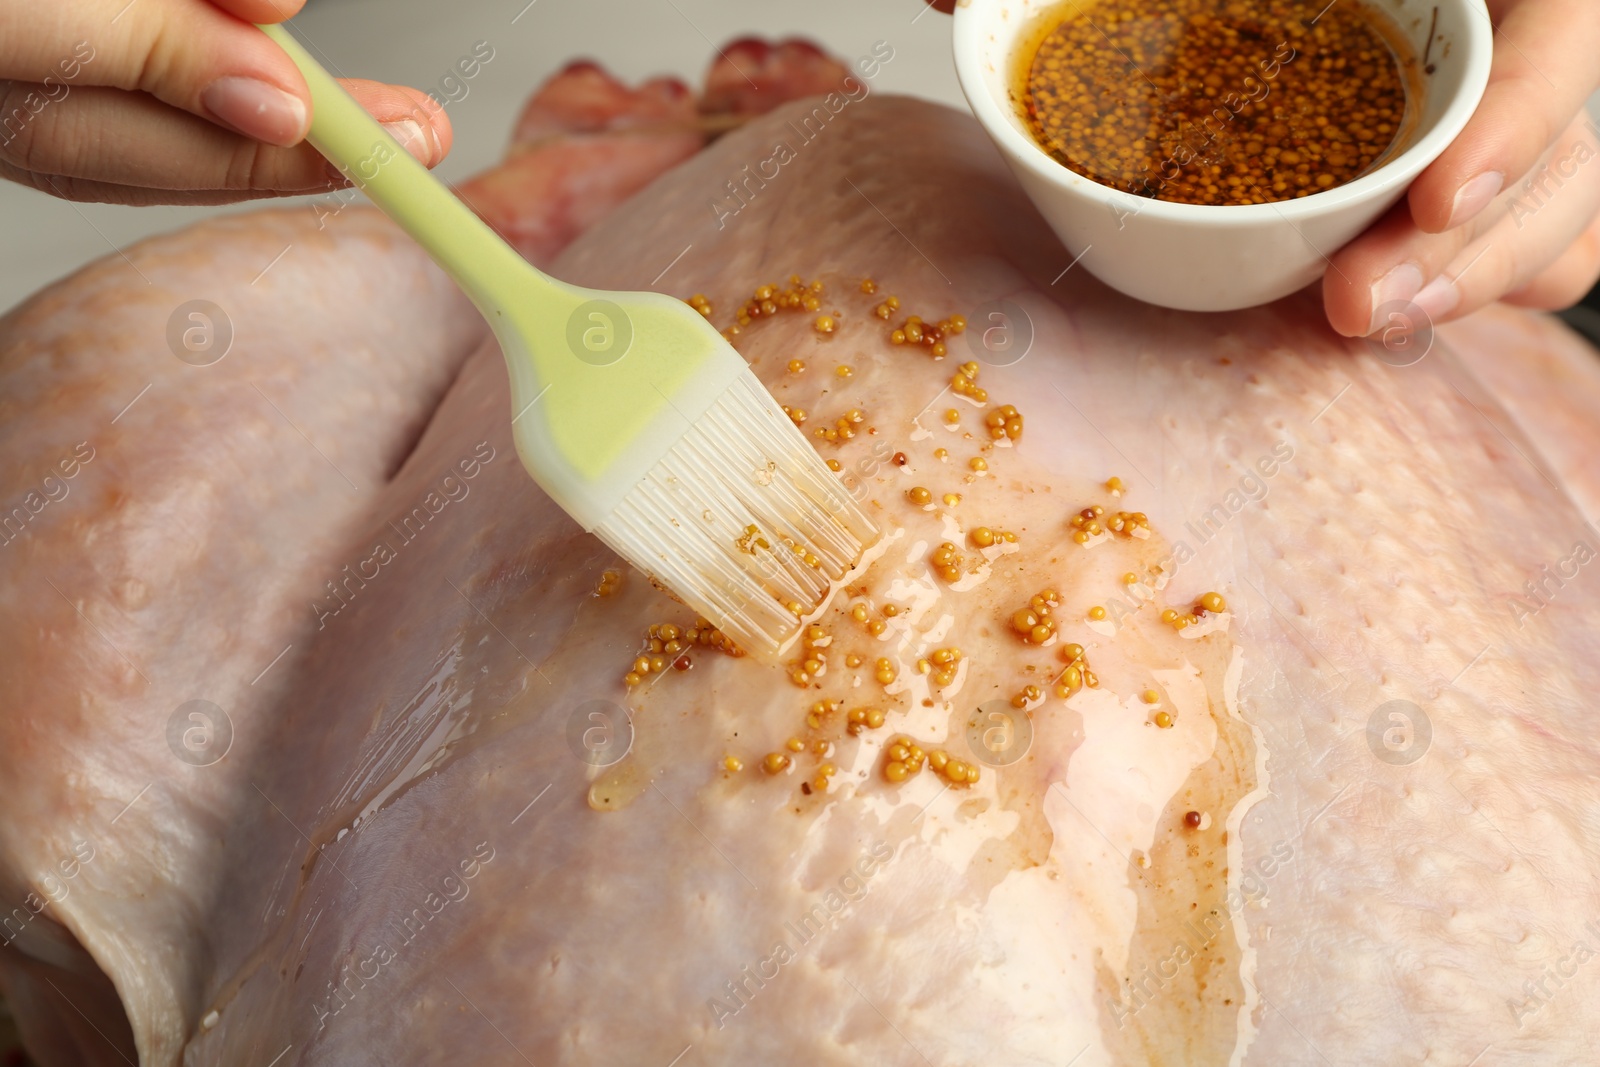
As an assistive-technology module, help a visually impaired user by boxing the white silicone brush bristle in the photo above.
[592,371,880,658]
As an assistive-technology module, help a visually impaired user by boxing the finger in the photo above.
[0,0,447,153]
[204,0,307,23]
[0,78,450,198]
[1323,193,1495,336]
[1406,0,1600,233]
[0,0,316,145]
[1500,211,1600,311]
[1326,113,1600,335]
[1401,122,1600,325]
[0,157,308,205]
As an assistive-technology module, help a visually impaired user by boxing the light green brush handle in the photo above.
[257,22,741,528]
[256,23,531,316]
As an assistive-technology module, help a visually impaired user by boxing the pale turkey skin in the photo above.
[2,84,1599,1067]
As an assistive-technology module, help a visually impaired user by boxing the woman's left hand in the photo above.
[1324,0,1600,337]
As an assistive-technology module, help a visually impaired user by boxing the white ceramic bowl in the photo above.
[953,0,1494,312]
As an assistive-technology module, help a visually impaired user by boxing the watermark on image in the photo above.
[707,41,896,230]
[313,442,497,629]
[1365,299,1435,367]
[1508,537,1595,628]
[965,699,1034,767]
[1365,699,1430,766]
[1180,442,1295,548]
[1509,918,1600,1028]
[1132,41,1297,200]
[1507,118,1599,231]
[310,840,496,1030]
[309,41,493,232]
[0,441,95,549]
[704,839,894,1029]
[423,41,496,110]
[566,300,632,366]
[965,299,1033,367]
[1,839,97,950]
[167,700,234,767]
[1107,838,1295,1028]
[827,439,894,507]
[1095,441,1294,633]
[0,42,96,149]
[565,698,633,767]
[167,300,233,366]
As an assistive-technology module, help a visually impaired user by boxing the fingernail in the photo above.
[1365,262,1424,335]
[383,119,434,165]
[202,77,307,146]
[1412,274,1460,321]
[1446,171,1504,229]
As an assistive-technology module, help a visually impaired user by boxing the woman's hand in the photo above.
[0,0,452,205]
[1324,0,1600,336]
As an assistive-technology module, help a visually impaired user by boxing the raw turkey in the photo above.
[2,36,1599,1067]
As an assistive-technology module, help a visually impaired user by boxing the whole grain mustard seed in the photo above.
[1016,0,1410,207]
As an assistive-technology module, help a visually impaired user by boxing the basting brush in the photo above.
[259,23,879,658]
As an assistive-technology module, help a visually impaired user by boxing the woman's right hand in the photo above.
[0,0,451,205]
